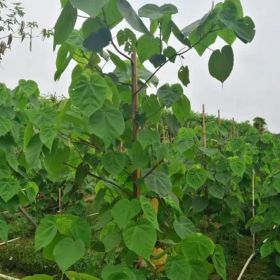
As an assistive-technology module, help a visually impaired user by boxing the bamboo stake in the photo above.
[202,104,207,148]
[232,117,236,138]
[0,273,20,280]
[237,252,256,280]
[0,237,21,246]
[131,52,141,198]
[58,188,62,214]
[217,109,221,126]
[237,169,256,280]
[252,169,256,252]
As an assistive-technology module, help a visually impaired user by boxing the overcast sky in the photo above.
[1,0,279,133]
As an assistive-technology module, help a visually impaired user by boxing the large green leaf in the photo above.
[260,241,274,258]
[70,74,110,117]
[25,181,39,203]
[0,217,8,241]
[54,44,71,81]
[144,171,172,197]
[102,151,128,176]
[212,245,227,280]
[101,0,123,28]
[88,105,125,147]
[138,4,178,20]
[40,127,57,151]
[25,134,42,169]
[165,256,208,280]
[100,223,121,252]
[123,220,157,259]
[0,176,20,202]
[55,215,78,236]
[208,45,234,83]
[44,140,70,180]
[71,218,91,247]
[157,84,182,108]
[54,1,77,47]
[102,265,136,280]
[189,27,217,56]
[66,271,99,280]
[229,156,245,177]
[83,28,112,53]
[181,233,215,260]
[69,0,109,17]
[173,216,195,240]
[35,216,58,251]
[140,195,159,230]
[233,16,255,43]
[138,129,160,150]
[117,0,149,34]
[0,116,12,137]
[186,166,208,190]
[175,128,195,153]
[172,95,191,126]
[54,237,85,272]
[142,94,161,124]
[137,34,160,62]
[111,199,141,229]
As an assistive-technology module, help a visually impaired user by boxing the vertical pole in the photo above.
[131,52,140,198]
[58,188,62,214]
[218,109,221,126]
[252,169,256,252]
[202,104,207,148]
[217,109,221,139]
[232,118,236,138]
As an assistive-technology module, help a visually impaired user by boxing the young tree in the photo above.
[0,0,256,279]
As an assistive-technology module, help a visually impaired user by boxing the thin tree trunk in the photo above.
[131,52,140,198]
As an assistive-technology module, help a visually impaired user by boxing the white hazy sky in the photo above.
[1,1,279,132]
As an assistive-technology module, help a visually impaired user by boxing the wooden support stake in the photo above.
[252,169,256,252]
[237,169,256,280]
[58,188,62,214]
[0,273,20,280]
[131,52,140,198]
[232,117,236,138]
[217,109,221,126]
[0,237,21,246]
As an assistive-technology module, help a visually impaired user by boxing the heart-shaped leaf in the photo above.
[208,45,234,83]
[54,238,85,272]
[111,199,141,229]
[83,28,112,53]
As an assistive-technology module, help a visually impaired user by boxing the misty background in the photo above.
[0,0,279,132]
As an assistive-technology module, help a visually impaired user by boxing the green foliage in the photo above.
[0,0,262,279]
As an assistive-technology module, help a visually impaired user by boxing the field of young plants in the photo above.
[1,0,279,279]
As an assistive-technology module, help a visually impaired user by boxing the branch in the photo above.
[134,28,221,96]
[77,14,90,19]
[64,162,132,196]
[100,6,132,62]
[142,159,164,180]
[111,39,132,61]
[19,206,38,228]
